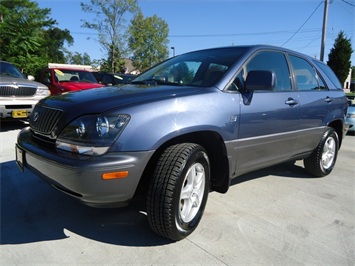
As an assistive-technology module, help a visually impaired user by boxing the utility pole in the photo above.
[320,0,329,62]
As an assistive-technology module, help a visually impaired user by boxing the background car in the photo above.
[39,67,104,95]
[346,99,355,134]
[350,81,355,92]
[92,71,136,86]
[0,61,50,120]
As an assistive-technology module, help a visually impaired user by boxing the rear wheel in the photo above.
[304,128,339,177]
[146,143,210,241]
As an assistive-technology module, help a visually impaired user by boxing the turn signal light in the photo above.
[102,171,128,180]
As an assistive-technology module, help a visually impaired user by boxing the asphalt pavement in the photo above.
[1,121,354,265]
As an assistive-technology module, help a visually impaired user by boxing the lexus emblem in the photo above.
[33,112,39,122]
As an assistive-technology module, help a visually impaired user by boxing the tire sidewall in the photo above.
[173,148,210,237]
[320,129,339,175]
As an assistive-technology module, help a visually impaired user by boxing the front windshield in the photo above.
[0,61,26,78]
[54,69,98,83]
[133,47,248,87]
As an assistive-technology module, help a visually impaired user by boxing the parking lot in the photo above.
[1,121,354,265]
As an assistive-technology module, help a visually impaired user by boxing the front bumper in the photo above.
[16,127,155,208]
[0,98,41,119]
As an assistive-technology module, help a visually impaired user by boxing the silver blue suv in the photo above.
[16,45,348,241]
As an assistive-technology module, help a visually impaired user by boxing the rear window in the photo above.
[290,55,325,91]
[313,61,342,89]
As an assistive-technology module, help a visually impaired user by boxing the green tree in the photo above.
[327,31,353,85]
[0,0,73,75]
[42,27,74,63]
[128,11,169,72]
[81,0,139,72]
[102,45,126,72]
[0,0,53,74]
[67,52,93,65]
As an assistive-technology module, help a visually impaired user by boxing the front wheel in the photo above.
[304,128,339,177]
[146,143,210,241]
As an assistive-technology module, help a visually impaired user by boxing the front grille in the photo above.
[31,130,56,148]
[30,105,63,135]
[0,84,37,97]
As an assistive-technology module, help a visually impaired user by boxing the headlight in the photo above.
[35,86,51,97]
[347,113,355,118]
[56,114,130,155]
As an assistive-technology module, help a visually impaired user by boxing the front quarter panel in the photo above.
[110,89,241,152]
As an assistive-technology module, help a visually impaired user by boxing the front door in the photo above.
[233,50,300,174]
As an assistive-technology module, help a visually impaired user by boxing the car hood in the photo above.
[38,84,205,115]
[0,75,47,88]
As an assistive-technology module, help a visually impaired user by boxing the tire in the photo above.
[304,128,339,177]
[146,143,210,241]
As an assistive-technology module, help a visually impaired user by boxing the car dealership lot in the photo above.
[1,121,354,265]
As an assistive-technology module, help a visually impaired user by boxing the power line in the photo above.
[168,29,321,38]
[281,1,323,47]
[71,28,323,39]
[71,31,98,36]
[340,0,355,7]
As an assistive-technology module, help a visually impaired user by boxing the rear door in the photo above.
[288,55,338,153]
[235,50,300,174]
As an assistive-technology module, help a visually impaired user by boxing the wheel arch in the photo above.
[137,131,231,196]
[327,119,344,148]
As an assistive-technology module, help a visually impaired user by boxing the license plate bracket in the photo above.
[16,145,24,172]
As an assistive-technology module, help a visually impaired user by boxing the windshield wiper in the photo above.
[131,79,183,86]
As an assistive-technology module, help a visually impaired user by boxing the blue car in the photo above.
[346,99,355,134]
[16,45,348,240]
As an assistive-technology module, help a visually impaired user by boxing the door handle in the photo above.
[324,96,333,103]
[285,98,298,106]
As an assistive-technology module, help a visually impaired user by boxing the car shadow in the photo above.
[0,120,28,132]
[230,161,315,187]
[0,160,171,247]
[1,160,312,247]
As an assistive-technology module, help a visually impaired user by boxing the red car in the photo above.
[40,67,104,95]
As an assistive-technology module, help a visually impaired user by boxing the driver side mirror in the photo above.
[27,75,35,81]
[245,70,275,91]
[42,78,51,84]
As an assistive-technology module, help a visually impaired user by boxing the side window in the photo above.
[318,75,327,90]
[42,71,52,84]
[290,55,325,91]
[102,74,114,84]
[314,60,342,89]
[231,51,291,91]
